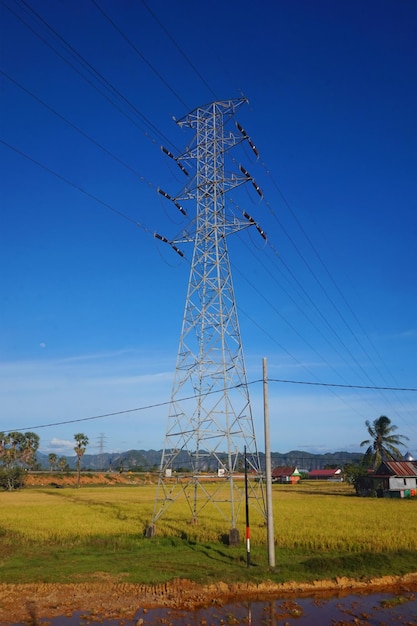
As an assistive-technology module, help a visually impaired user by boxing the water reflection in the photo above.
[12,591,417,625]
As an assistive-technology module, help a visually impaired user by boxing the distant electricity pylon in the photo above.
[149,98,266,541]
[97,433,107,470]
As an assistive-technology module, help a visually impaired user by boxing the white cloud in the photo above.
[2,348,415,457]
[49,438,73,450]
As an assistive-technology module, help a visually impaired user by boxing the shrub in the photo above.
[0,467,27,491]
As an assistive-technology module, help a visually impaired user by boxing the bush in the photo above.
[0,467,27,491]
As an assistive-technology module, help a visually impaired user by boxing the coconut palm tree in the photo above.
[74,433,89,487]
[360,415,409,469]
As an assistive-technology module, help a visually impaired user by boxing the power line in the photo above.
[1,69,160,189]
[264,164,405,390]
[89,0,190,110]
[262,194,385,388]
[141,0,219,101]
[267,379,417,392]
[233,216,375,387]
[232,255,388,421]
[3,0,178,151]
[230,131,415,429]
[0,139,152,232]
[5,378,415,434]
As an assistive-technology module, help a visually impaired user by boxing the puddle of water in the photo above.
[11,591,417,625]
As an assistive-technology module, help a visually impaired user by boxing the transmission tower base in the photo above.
[229,528,240,546]
[145,524,156,538]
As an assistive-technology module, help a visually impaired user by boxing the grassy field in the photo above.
[0,479,416,586]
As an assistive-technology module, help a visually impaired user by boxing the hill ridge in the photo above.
[37,449,363,472]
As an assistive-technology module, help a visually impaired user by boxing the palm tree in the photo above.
[74,433,89,487]
[58,456,69,472]
[48,453,58,471]
[360,415,409,469]
[20,432,40,469]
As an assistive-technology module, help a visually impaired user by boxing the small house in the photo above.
[308,468,343,481]
[372,461,417,498]
[271,466,301,484]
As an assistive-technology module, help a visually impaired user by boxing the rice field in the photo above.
[0,480,416,585]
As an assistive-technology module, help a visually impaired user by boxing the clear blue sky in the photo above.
[1,0,416,458]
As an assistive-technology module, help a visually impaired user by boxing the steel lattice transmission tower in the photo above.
[150,98,266,539]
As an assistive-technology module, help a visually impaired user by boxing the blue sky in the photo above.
[1,0,416,458]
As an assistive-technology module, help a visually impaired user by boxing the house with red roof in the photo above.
[271,466,301,484]
[308,468,343,481]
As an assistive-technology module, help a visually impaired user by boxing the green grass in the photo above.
[0,481,416,585]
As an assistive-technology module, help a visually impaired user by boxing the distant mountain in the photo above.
[36,449,363,472]
[270,450,363,470]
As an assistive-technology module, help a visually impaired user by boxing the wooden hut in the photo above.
[372,460,417,498]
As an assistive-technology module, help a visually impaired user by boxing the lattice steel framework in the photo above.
[151,99,265,533]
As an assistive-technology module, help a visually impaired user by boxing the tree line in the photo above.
[0,416,411,491]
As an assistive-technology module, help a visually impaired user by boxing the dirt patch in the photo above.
[25,472,153,487]
[1,574,416,624]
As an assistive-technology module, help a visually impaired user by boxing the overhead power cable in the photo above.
[232,234,410,422]
[89,0,190,110]
[231,132,412,428]
[267,379,417,392]
[5,378,415,434]
[265,207,411,426]
[0,139,152,233]
[228,195,374,400]
[1,70,159,190]
[265,196,386,388]
[4,0,178,151]
[234,262,353,384]
[141,0,219,101]
[236,304,369,421]
[249,139,412,412]
[237,237,376,389]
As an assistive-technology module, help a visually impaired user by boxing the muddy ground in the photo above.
[1,573,417,624]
